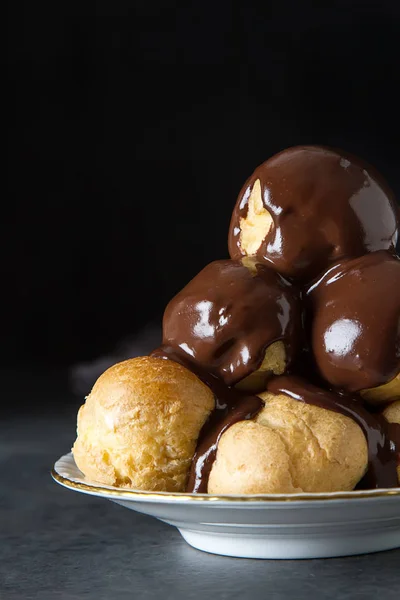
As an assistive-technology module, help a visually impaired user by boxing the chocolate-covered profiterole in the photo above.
[308,251,400,393]
[268,375,400,488]
[228,146,399,281]
[162,259,301,386]
[151,345,263,493]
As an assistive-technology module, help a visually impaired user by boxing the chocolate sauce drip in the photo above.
[151,345,263,493]
[390,424,400,466]
[267,375,399,488]
[307,251,400,392]
[149,146,400,494]
[229,145,398,282]
[162,259,301,386]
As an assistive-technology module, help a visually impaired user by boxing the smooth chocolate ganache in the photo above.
[307,250,400,393]
[151,345,263,493]
[228,145,399,282]
[151,146,400,494]
[162,258,302,386]
[267,376,399,488]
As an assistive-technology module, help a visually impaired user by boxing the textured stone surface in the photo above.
[1,370,400,600]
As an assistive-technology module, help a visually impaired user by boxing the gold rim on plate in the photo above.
[51,467,400,502]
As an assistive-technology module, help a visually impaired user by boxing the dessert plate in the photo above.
[52,453,400,560]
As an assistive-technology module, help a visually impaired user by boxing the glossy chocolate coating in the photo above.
[151,345,263,493]
[308,251,400,392]
[228,146,398,282]
[162,259,302,386]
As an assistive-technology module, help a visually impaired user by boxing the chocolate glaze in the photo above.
[267,375,399,488]
[228,146,398,282]
[151,345,263,493]
[162,259,302,386]
[307,251,400,392]
[390,423,400,467]
[149,146,400,493]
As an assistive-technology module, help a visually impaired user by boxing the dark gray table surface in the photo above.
[1,369,400,600]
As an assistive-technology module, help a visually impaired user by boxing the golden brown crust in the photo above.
[383,400,400,424]
[73,356,214,491]
[208,392,368,494]
[239,179,273,256]
[236,341,286,392]
[361,372,400,406]
[208,420,301,494]
[382,400,400,482]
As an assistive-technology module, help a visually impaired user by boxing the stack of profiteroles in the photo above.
[73,146,400,495]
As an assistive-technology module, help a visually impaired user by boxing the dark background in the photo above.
[6,0,400,380]
[4,6,400,594]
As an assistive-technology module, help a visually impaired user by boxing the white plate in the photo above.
[53,453,400,560]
